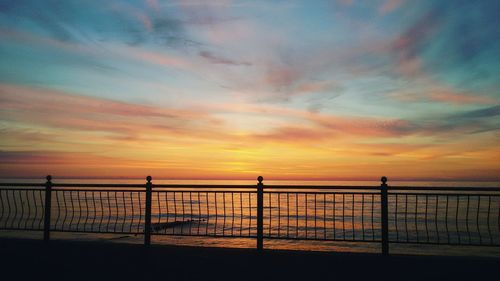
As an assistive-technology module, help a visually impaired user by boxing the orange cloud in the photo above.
[1,84,498,180]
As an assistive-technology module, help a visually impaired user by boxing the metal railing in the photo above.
[0,175,499,254]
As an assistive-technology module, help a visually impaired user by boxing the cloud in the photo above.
[427,88,496,105]
[337,0,354,6]
[146,0,159,10]
[0,150,172,178]
[455,105,500,119]
[0,84,205,119]
[388,84,497,105]
[0,83,223,141]
[0,1,190,47]
[390,9,442,76]
[310,115,417,137]
[264,65,302,93]
[127,47,189,69]
[262,60,322,100]
[199,51,251,66]
[216,102,500,142]
[379,0,404,15]
[0,150,110,166]
[252,126,332,143]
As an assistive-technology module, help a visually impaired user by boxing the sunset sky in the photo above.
[0,0,499,180]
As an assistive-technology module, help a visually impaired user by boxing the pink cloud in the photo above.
[265,66,302,91]
[309,115,415,137]
[146,0,159,10]
[0,83,223,141]
[389,11,440,77]
[337,0,354,6]
[128,48,188,68]
[428,88,496,105]
[379,0,404,15]
[389,84,496,105]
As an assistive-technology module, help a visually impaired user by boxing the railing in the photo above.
[0,175,499,254]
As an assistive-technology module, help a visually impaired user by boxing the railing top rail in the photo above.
[0,183,46,187]
[387,186,500,192]
[153,184,256,188]
[0,183,256,189]
[261,185,379,190]
[0,182,499,191]
[0,183,378,189]
[0,183,145,188]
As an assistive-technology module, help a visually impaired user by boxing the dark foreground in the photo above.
[0,239,499,281]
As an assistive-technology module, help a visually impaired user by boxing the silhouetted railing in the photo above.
[1,176,499,254]
[262,189,382,242]
[388,187,500,246]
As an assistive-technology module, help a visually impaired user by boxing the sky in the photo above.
[0,0,499,181]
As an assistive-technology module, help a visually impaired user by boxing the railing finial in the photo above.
[146,175,152,183]
[381,176,387,185]
[46,175,52,183]
[257,176,263,183]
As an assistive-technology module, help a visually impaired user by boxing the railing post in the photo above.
[43,175,52,242]
[380,176,389,255]
[144,175,152,246]
[256,176,264,251]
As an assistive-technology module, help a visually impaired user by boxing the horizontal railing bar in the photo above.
[0,188,46,191]
[0,228,44,231]
[152,234,380,243]
[262,236,382,242]
[2,187,496,194]
[48,230,143,235]
[265,191,380,195]
[153,184,256,188]
[0,183,388,189]
[388,241,500,247]
[0,184,256,189]
[152,190,255,193]
[51,189,145,192]
[388,192,500,196]
[263,185,380,190]
[48,189,256,193]
[53,184,146,188]
[388,186,500,192]
[151,233,257,239]
[58,184,256,189]
[0,188,257,193]
[0,183,144,188]
[1,183,498,192]
[0,183,45,187]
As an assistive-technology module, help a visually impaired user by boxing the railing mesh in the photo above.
[263,191,381,241]
[388,193,500,245]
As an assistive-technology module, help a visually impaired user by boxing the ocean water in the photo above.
[1,179,499,257]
